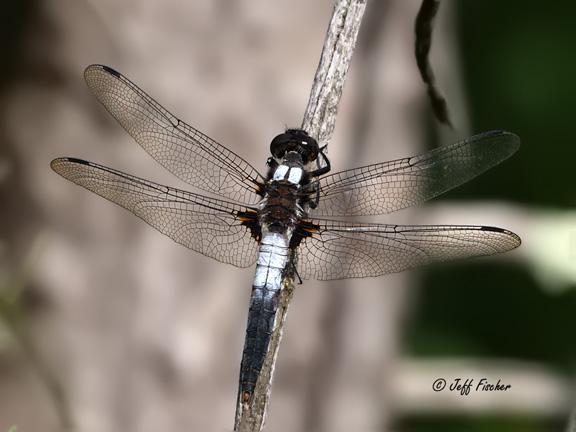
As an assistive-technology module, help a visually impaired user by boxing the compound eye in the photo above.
[270,141,285,158]
[276,145,287,158]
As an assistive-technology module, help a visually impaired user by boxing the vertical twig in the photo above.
[235,1,367,430]
[302,0,368,148]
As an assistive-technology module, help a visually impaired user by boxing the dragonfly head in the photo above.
[270,129,319,164]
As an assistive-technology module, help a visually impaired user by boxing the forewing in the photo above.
[310,131,520,216]
[297,219,521,280]
[51,158,259,268]
[84,64,264,204]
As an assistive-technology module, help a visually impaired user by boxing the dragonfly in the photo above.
[51,64,521,418]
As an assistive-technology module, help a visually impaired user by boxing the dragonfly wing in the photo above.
[84,64,264,205]
[310,131,520,217]
[297,218,521,280]
[51,158,260,268]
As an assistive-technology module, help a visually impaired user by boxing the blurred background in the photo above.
[0,0,574,431]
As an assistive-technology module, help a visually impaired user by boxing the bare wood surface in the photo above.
[302,0,368,148]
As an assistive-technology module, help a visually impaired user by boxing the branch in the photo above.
[302,0,368,148]
[235,1,367,430]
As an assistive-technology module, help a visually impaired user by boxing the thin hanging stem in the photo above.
[415,0,453,127]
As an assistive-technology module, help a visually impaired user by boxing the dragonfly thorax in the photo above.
[271,157,304,185]
[260,178,303,232]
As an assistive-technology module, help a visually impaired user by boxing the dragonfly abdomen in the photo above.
[238,230,290,403]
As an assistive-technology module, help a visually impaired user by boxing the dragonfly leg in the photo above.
[308,147,331,177]
[292,262,303,285]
